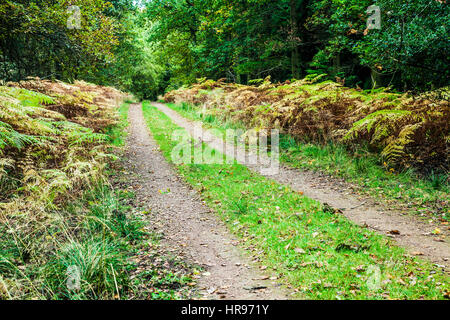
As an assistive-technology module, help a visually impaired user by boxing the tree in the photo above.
[0,0,119,82]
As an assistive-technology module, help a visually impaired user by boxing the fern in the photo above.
[166,78,448,169]
[0,87,55,107]
[0,121,40,149]
[57,122,108,145]
[345,110,409,139]
[381,123,421,164]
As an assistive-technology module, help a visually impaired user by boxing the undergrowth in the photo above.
[0,79,136,299]
[165,77,449,173]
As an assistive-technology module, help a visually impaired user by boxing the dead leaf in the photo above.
[444,290,450,299]
[355,265,366,272]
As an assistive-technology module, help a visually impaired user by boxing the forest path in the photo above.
[151,102,449,268]
[123,103,292,300]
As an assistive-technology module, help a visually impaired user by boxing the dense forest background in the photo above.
[1,0,449,99]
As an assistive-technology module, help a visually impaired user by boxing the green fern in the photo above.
[57,121,108,145]
[0,121,40,149]
[380,123,421,164]
[0,87,55,107]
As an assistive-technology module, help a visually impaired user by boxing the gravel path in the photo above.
[151,102,449,268]
[124,103,291,300]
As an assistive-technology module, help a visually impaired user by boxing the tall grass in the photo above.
[0,184,145,299]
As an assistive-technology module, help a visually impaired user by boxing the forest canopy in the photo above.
[1,0,449,99]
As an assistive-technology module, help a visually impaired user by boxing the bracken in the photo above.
[165,76,449,173]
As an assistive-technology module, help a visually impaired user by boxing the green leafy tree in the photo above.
[0,0,119,82]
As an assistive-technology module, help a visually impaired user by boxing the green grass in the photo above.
[142,101,449,300]
[106,102,130,147]
[165,102,449,220]
[0,183,143,299]
[40,185,146,300]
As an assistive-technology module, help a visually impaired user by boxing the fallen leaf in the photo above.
[355,265,366,272]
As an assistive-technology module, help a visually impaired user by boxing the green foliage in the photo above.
[359,0,449,90]
[99,13,164,100]
[1,0,447,94]
[140,0,448,94]
[302,0,449,90]
[0,121,40,150]
[0,0,119,83]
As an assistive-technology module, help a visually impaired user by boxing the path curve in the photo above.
[124,103,292,300]
[152,102,449,268]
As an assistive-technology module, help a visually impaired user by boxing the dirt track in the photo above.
[124,103,291,300]
[151,102,449,268]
